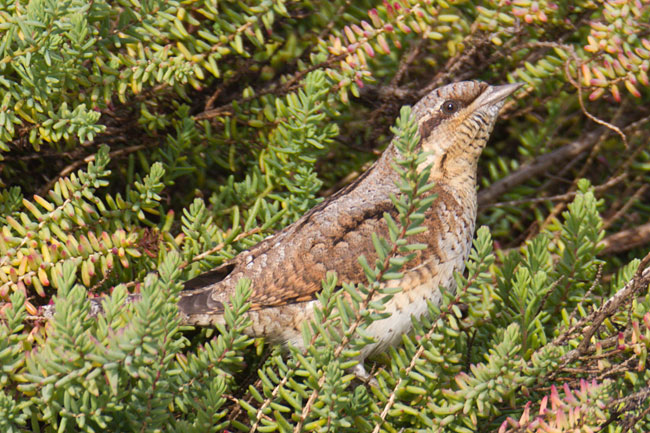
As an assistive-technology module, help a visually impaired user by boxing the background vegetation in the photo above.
[1,0,650,431]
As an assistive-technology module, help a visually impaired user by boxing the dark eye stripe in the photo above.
[419,115,444,139]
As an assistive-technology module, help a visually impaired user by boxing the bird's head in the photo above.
[411,81,521,185]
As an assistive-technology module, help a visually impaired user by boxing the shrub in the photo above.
[1,0,650,431]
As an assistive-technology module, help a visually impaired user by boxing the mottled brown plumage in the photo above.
[178,81,520,361]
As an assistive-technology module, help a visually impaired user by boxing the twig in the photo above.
[204,58,256,111]
[621,402,650,433]
[601,222,650,255]
[390,39,425,89]
[550,252,650,379]
[41,144,150,195]
[478,128,605,208]
[181,227,261,269]
[602,183,649,231]
[529,105,625,240]
[603,174,643,227]
[490,174,625,208]
[479,41,642,213]
[594,354,637,382]
[560,43,628,148]
[602,384,650,432]
[536,146,587,191]
[194,53,346,121]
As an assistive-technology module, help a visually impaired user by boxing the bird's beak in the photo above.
[476,82,523,107]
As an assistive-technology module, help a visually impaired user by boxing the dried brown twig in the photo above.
[478,128,605,208]
[601,222,650,255]
[40,143,151,196]
[490,174,626,208]
[549,252,650,379]
[602,183,649,231]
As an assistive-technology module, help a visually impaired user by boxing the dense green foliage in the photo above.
[1,0,650,431]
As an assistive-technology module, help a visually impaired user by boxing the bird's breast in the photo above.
[359,186,477,356]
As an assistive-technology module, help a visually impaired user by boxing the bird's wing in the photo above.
[179,161,401,315]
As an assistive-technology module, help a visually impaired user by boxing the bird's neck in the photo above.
[385,142,480,214]
[433,162,478,192]
[420,150,479,198]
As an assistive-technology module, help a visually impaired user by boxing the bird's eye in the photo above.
[441,100,459,115]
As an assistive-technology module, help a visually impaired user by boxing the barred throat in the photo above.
[430,118,494,188]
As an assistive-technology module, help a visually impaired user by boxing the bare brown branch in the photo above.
[550,253,650,378]
[478,128,605,208]
[601,222,650,255]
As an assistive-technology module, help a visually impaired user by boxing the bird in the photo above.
[178,80,520,367]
